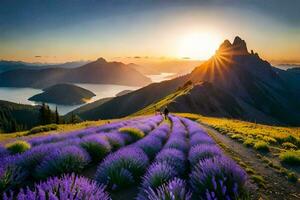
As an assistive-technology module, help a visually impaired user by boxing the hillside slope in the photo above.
[0,100,40,132]
[0,58,151,88]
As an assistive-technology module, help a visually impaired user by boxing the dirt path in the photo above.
[201,124,300,200]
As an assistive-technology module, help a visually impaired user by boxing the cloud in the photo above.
[35,55,42,58]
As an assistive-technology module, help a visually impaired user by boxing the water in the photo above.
[0,84,140,115]
[147,72,175,82]
[0,72,174,115]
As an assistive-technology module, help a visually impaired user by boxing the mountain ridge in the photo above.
[74,36,300,125]
[0,58,151,88]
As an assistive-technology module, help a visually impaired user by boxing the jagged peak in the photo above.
[219,39,232,50]
[233,36,244,45]
[216,36,249,56]
[95,57,107,63]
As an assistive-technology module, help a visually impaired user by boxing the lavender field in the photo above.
[0,115,248,200]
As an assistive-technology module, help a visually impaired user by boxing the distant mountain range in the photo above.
[0,60,89,73]
[128,60,202,75]
[28,84,96,105]
[0,58,151,88]
[74,36,300,126]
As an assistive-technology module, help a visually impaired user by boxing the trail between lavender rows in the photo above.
[201,124,300,200]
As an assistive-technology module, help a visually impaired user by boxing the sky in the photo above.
[0,0,299,64]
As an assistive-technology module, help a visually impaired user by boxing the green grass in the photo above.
[132,85,193,116]
[253,141,269,152]
[243,138,255,147]
[119,127,145,141]
[282,142,297,150]
[27,124,58,135]
[279,150,300,166]
[251,175,266,188]
[185,114,300,150]
[287,172,298,183]
[5,140,31,154]
[177,113,300,181]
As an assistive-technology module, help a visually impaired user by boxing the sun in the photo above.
[177,32,221,60]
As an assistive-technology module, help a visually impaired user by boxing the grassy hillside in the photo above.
[179,113,300,180]
[0,118,122,144]
[133,83,193,116]
[67,97,113,117]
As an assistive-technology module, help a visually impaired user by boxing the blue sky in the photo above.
[0,0,299,63]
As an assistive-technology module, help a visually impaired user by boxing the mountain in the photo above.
[74,36,300,126]
[116,90,133,96]
[28,84,96,105]
[128,60,202,75]
[0,100,40,132]
[67,97,113,117]
[287,67,300,74]
[0,60,89,73]
[0,58,151,88]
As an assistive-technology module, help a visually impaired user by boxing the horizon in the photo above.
[0,0,299,64]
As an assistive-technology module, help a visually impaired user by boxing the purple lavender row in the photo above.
[28,115,162,147]
[3,173,111,200]
[0,115,162,194]
[181,117,248,200]
[94,122,170,191]
[137,115,192,200]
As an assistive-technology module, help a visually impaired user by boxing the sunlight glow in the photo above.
[177,32,222,60]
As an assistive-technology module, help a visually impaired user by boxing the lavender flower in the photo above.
[155,148,186,175]
[135,136,163,158]
[35,145,91,179]
[4,173,110,200]
[138,178,192,200]
[0,155,28,193]
[0,145,9,157]
[95,147,149,190]
[141,161,177,190]
[190,156,248,199]
[80,135,111,162]
[188,144,222,165]
[103,132,125,150]
[164,138,189,153]
[190,133,215,146]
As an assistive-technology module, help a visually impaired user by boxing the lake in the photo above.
[0,72,173,115]
[0,84,140,115]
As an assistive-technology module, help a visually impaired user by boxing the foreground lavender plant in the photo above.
[135,136,163,158]
[80,134,111,162]
[95,147,149,190]
[190,133,215,146]
[190,156,248,199]
[103,132,126,150]
[155,148,186,175]
[164,138,189,153]
[141,161,177,190]
[188,144,222,166]
[0,145,9,157]
[0,155,26,193]
[138,178,192,200]
[35,145,91,179]
[3,173,110,200]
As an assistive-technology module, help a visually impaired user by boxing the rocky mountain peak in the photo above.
[95,57,107,63]
[217,36,249,56]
